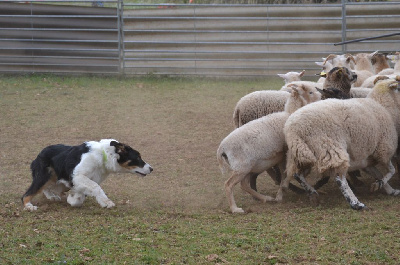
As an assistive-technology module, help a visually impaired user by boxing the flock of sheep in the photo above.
[217,51,400,213]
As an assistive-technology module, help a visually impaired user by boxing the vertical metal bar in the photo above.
[193,4,197,75]
[121,0,126,76]
[341,0,347,54]
[117,0,122,74]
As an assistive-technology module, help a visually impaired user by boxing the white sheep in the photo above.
[218,85,321,213]
[277,78,400,210]
[277,70,305,84]
[232,90,289,128]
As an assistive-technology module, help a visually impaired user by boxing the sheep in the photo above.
[232,90,289,128]
[377,52,399,75]
[280,80,322,93]
[276,78,400,210]
[218,84,321,213]
[361,53,400,88]
[233,82,321,190]
[315,60,333,84]
[351,52,376,87]
[323,54,354,70]
[277,70,305,85]
[372,52,391,74]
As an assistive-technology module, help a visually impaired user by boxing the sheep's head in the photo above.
[387,52,400,64]
[277,70,305,84]
[284,84,321,113]
[371,53,388,65]
[373,77,400,94]
[324,67,357,86]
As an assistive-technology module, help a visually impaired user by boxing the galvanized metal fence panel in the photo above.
[0,1,399,76]
[0,0,120,74]
[122,2,400,77]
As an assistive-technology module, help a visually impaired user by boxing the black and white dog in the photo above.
[22,139,153,211]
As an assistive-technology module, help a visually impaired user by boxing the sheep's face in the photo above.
[374,78,400,94]
[371,53,388,65]
[326,67,357,85]
[291,85,321,104]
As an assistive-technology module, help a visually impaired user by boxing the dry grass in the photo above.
[1,74,400,264]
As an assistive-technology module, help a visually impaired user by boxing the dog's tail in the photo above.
[21,153,53,207]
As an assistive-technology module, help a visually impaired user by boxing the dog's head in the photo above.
[110,141,153,176]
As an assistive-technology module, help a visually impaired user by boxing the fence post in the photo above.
[117,0,124,75]
[341,0,347,54]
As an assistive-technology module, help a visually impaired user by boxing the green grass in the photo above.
[1,74,400,264]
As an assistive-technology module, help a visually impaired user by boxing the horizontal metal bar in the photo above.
[124,50,338,55]
[0,15,117,18]
[0,38,118,43]
[5,0,118,3]
[124,41,334,45]
[123,29,342,34]
[124,3,342,8]
[0,28,118,32]
[0,47,118,51]
[0,55,118,60]
[0,63,118,67]
[124,16,341,20]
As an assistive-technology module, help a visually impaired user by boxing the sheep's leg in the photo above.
[267,167,280,186]
[275,172,293,202]
[335,175,366,210]
[293,173,319,206]
[241,174,275,203]
[314,176,330,190]
[370,162,398,194]
[249,172,259,191]
[225,172,246,213]
[348,170,365,187]
[370,162,400,195]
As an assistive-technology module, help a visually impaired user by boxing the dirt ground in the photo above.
[1,75,397,214]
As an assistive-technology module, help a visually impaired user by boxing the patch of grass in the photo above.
[1,74,400,264]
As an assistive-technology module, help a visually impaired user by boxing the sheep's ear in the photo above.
[299,70,305,77]
[370,50,379,57]
[318,71,326,78]
[277,73,285,78]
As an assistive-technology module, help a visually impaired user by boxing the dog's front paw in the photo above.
[99,198,115,208]
[24,202,38,211]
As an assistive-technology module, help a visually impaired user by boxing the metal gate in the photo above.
[0,0,399,76]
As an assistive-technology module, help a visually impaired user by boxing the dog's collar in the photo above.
[102,149,108,163]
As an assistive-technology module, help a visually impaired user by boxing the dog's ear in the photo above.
[110,141,124,154]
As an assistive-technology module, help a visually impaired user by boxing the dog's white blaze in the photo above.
[133,162,152,175]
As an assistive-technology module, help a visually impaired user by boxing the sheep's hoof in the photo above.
[231,207,245,214]
[350,202,367,210]
[370,180,383,192]
[309,191,319,206]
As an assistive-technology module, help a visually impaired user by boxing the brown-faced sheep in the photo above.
[372,52,391,74]
[277,78,400,210]
[218,85,321,213]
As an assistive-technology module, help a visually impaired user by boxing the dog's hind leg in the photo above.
[22,159,53,211]
[43,180,70,201]
[70,175,115,208]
